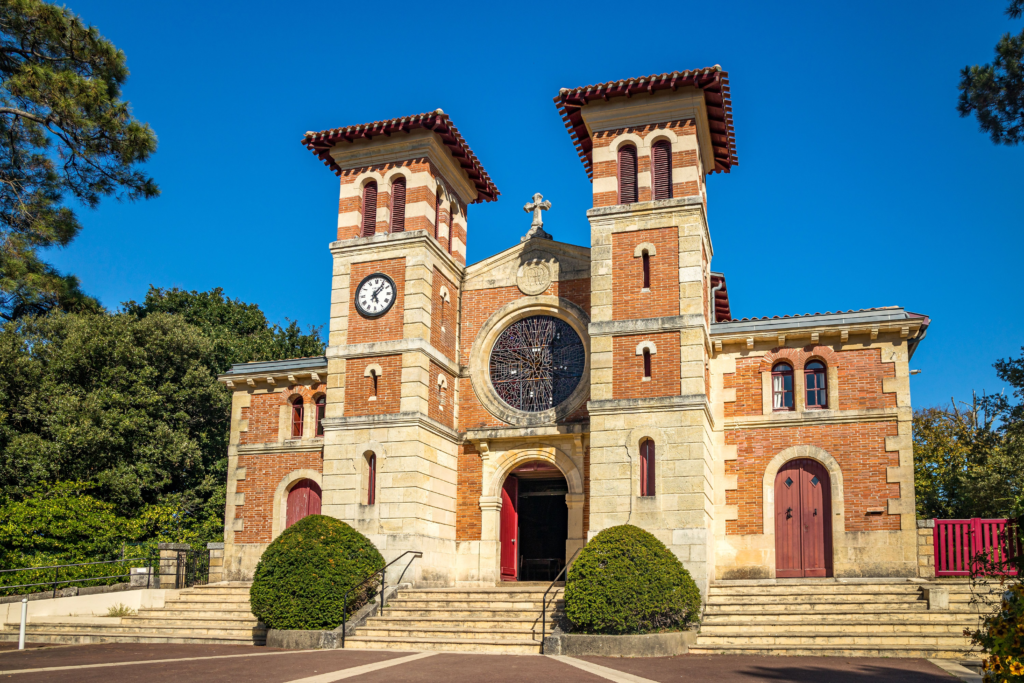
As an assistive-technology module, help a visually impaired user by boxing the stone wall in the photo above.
[917,519,935,579]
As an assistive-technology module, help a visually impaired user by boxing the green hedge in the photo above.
[564,524,701,634]
[249,515,384,630]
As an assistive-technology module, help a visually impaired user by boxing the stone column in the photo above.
[158,543,190,589]
[917,519,935,579]
[207,542,225,584]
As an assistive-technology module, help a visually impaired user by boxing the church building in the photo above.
[217,67,930,595]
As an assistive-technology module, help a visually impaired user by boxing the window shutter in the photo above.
[652,141,672,200]
[367,453,377,505]
[390,178,406,233]
[361,182,377,237]
[618,145,637,204]
[641,439,656,496]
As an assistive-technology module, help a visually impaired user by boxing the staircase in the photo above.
[346,584,563,653]
[692,579,992,658]
[0,582,265,646]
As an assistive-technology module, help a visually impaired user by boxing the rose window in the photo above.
[488,315,585,412]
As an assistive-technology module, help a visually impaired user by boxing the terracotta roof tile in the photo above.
[301,110,499,203]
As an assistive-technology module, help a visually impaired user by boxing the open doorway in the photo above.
[499,461,568,582]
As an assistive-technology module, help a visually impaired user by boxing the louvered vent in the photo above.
[618,145,638,204]
[390,177,407,233]
[361,182,378,237]
[652,141,673,200]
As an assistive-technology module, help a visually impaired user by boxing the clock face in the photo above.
[355,273,397,318]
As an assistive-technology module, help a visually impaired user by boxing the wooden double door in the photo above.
[774,458,833,578]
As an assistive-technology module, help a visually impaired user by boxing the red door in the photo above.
[286,479,322,529]
[775,459,832,578]
[500,476,518,581]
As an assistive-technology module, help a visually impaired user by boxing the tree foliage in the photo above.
[958,0,1024,145]
[0,0,158,320]
[0,287,323,569]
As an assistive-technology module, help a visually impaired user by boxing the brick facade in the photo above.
[612,331,682,399]
[725,421,901,535]
[592,120,700,207]
[234,450,323,544]
[240,384,326,444]
[344,354,402,416]
[429,361,456,429]
[611,227,680,321]
[348,258,406,345]
[456,443,482,541]
[431,268,458,362]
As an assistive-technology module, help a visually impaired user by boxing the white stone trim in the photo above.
[271,469,324,541]
[633,242,657,258]
[437,374,448,390]
[363,363,383,378]
[635,340,658,356]
[438,285,451,303]
[760,445,846,557]
[608,133,644,154]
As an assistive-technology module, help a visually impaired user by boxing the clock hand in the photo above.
[371,284,385,302]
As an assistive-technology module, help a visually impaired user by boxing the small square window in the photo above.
[784,477,793,488]
[811,476,819,487]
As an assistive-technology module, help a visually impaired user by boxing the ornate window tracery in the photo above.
[488,315,584,412]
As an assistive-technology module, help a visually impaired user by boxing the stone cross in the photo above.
[521,193,553,242]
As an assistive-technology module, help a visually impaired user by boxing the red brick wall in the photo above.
[344,355,402,416]
[431,268,458,362]
[612,228,679,321]
[457,443,482,541]
[612,332,681,399]
[348,258,406,345]
[239,384,326,445]
[429,361,455,429]
[591,120,699,207]
[722,347,897,417]
[234,450,323,544]
[725,421,901,535]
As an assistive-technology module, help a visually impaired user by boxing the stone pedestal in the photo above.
[207,542,225,584]
[917,519,935,579]
[158,543,190,589]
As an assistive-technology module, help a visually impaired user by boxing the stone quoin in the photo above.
[216,67,930,593]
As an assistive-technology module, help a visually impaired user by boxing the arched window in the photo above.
[390,177,406,233]
[286,479,322,528]
[315,395,326,436]
[361,181,377,237]
[291,396,304,438]
[640,438,656,496]
[643,348,652,379]
[366,452,377,505]
[805,361,828,409]
[369,369,378,400]
[772,363,795,411]
[651,140,673,200]
[642,250,651,289]
[618,144,638,204]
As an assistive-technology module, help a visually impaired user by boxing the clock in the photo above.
[355,273,397,318]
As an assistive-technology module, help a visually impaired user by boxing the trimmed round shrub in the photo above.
[564,524,701,634]
[249,515,384,630]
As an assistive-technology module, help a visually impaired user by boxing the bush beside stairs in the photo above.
[0,582,266,646]
[692,578,991,658]
[345,583,563,653]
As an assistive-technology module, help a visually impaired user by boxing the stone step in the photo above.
[380,608,557,620]
[699,621,975,635]
[167,594,251,603]
[703,611,984,624]
[125,617,260,629]
[386,599,562,610]
[157,600,253,610]
[9,623,263,638]
[357,626,540,640]
[367,617,542,630]
[135,608,255,620]
[689,644,978,658]
[400,590,563,599]
[703,601,927,613]
[707,594,921,605]
[344,635,540,654]
[695,631,975,647]
[0,630,263,646]
[708,584,923,596]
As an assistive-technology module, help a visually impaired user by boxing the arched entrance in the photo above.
[286,479,322,529]
[775,458,833,578]
[499,461,569,582]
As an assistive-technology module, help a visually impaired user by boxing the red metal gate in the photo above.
[934,518,1020,577]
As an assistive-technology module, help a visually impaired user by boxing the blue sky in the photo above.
[48,0,1023,410]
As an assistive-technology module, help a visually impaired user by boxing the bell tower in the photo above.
[301,110,499,585]
[555,68,737,593]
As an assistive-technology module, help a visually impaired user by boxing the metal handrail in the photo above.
[341,551,422,648]
[0,556,155,597]
[540,547,581,654]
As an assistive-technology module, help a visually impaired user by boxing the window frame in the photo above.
[315,395,326,436]
[389,176,407,233]
[291,396,304,438]
[361,181,378,237]
[771,362,795,412]
[642,251,651,289]
[805,360,828,409]
[651,140,673,200]
[640,438,656,497]
[617,144,638,204]
[643,348,652,379]
[367,452,377,505]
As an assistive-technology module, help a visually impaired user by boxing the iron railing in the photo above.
[540,547,581,654]
[0,556,157,598]
[341,551,422,648]
[175,549,211,589]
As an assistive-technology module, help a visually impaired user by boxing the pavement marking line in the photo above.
[283,651,437,683]
[547,655,661,683]
[927,658,983,683]
[0,647,348,676]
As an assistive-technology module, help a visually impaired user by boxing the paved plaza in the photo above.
[0,644,975,683]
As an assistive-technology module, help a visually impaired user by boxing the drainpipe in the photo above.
[710,280,724,323]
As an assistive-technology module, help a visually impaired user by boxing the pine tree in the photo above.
[958,0,1024,145]
[0,0,158,320]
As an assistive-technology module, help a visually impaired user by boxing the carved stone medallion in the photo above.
[516,259,552,296]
